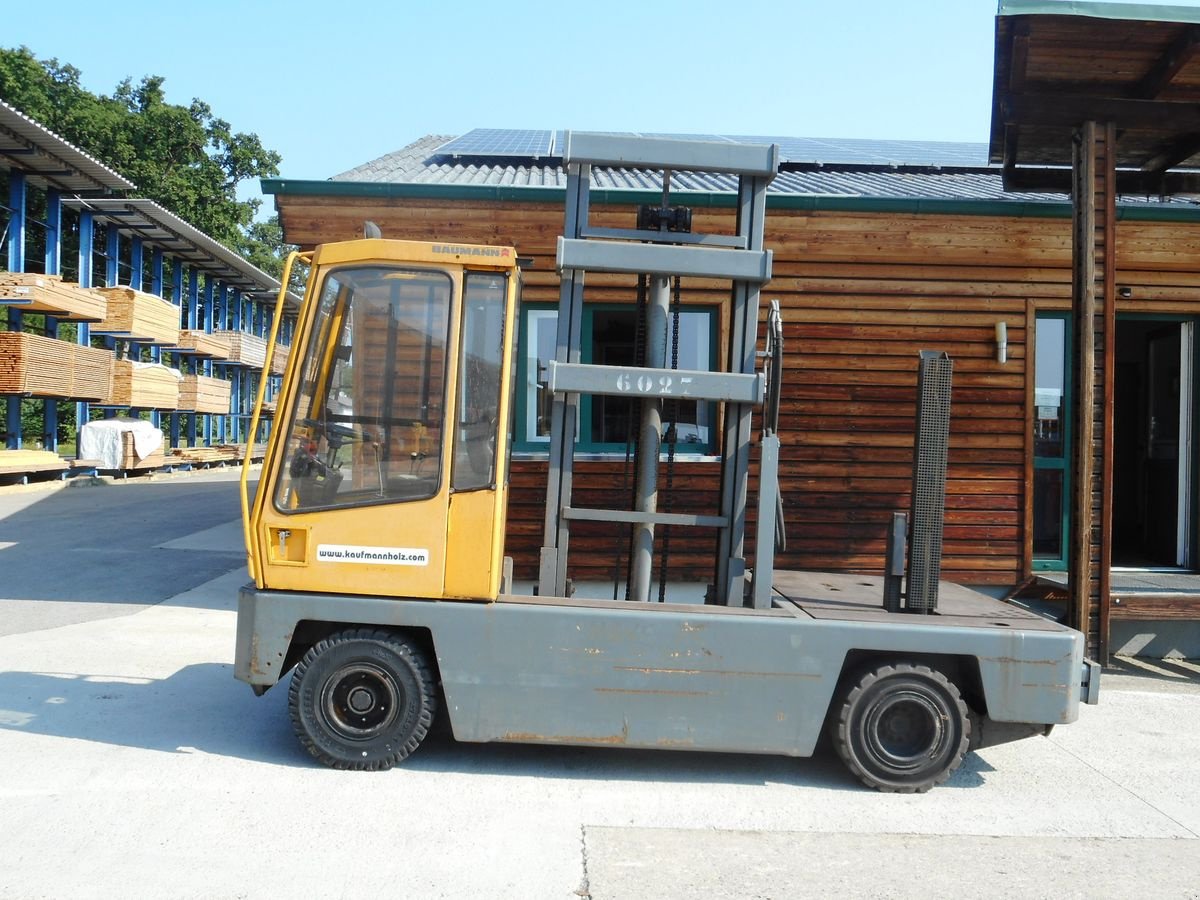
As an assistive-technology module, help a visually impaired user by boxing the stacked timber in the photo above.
[166,445,240,466]
[171,329,233,360]
[178,374,231,413]
[0,273,107,322]
[226,442,268,461]
[119,432,164,470]
[0,332,75,396]
[269,342,290,375]
[93,286,181,346]
[211,330,267,368]
[106,360,180,409]
[0,448,68,476]
[70,344,113,401]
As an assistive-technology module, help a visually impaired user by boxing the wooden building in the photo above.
[264,4,1200,662]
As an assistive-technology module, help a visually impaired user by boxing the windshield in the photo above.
[274,265,453,512]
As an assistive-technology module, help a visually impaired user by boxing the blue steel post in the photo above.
[5,172,26,448]
[217,283,228,442]
[103,226,119,418]
[128,237,144,362]
[203,278,214,446]
[75,211,94,437]
[142,242,161,430]
[187,267,200,447]
[169,258,183,447]
[260,304,272,441]
[230,290,242,443]
[150,247,163,363]
[43,189,62,451]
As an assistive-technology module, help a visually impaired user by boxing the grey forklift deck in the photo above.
[772,571,1067,630]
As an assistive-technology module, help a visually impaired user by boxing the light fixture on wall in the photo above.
[1118,286,1133,299]
[995,321,1008,364]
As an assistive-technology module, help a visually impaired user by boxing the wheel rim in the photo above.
[319,662,402,741]
[862,689,948,773]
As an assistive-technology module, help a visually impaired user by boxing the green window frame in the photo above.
[514,302,719,454]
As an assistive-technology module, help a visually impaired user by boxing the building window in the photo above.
[516,303,717,453]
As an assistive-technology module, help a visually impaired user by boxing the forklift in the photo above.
[236,133,1098,792]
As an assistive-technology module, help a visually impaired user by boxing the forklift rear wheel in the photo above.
[288,628,437,771]
[832,662,970,793]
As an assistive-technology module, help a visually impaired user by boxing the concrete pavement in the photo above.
[1,473,1198,899]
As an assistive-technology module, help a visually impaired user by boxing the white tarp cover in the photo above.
[79,417,164,470]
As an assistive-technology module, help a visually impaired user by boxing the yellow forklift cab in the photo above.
[244,239,520,601]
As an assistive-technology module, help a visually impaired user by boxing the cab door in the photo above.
[253,258,458,598]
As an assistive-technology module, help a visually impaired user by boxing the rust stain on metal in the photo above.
[982,656,1059,667]
[613,665,818,679]
[502,719,630,746]
[249,635,267,676]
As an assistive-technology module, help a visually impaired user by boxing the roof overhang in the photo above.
[989,0,1200,193]
[0,99,134,195]
[63,197,299,309]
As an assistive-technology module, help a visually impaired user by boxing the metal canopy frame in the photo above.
[0,100,134,195]
[60,197,296,307]
[537,132,780,608]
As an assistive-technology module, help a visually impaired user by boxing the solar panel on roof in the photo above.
[439,128,989,168]
[436,128,554,158]
[733,135,989,167]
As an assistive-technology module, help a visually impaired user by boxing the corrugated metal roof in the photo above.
[326,133,1196,207]
[61,197,299,307]
[0,99,134,194]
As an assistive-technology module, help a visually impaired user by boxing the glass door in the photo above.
[1033,315,1070,570]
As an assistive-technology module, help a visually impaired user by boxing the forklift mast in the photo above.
[538,133,783,607]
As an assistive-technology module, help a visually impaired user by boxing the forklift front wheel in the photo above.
[288,628,437,771]
[832,662,970,793]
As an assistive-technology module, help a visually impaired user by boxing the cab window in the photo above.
[274,266,452,512]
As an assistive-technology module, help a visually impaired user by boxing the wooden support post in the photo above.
[1069,121,1116,661]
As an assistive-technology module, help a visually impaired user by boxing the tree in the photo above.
[0,46,287,266]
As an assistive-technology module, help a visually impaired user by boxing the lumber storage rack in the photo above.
[538,132,783,608]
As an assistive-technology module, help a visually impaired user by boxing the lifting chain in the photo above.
[615,273,651,600]
[657,275,682,603]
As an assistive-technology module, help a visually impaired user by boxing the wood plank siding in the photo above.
[276,194,1200,593]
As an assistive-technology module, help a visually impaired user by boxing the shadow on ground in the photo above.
[0,475,250,607]
[0,663,991,791]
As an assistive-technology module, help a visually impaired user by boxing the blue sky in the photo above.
[7,0,1199,214]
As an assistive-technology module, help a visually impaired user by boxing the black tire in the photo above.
[832,662,970,793]
[288,628,437,771]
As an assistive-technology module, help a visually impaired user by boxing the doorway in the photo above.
[1112,319,1195,568]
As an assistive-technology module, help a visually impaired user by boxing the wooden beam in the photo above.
[1110,594,1200,620]
[1003,166,1200,195]
[1099,121,1117,666]
[1009,21,1030,94]
[1133,25,1200,100]
[1000,91,1200,131]
[1069,122,1096,645]
[1139,132,1200,174]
